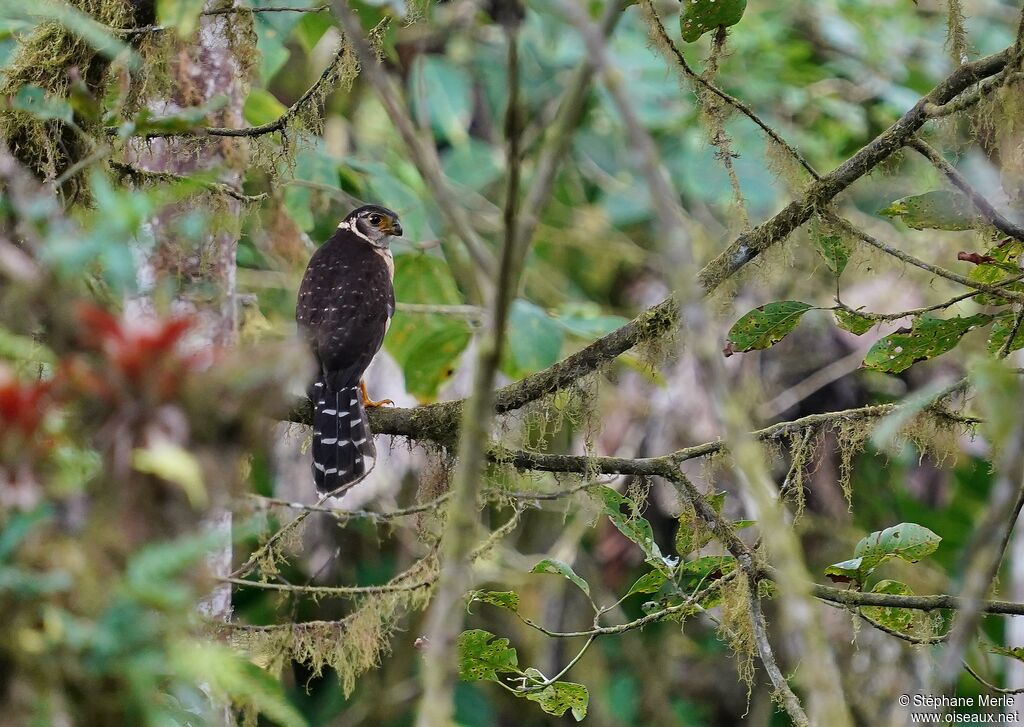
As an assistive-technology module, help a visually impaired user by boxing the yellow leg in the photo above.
[360,379,394,408]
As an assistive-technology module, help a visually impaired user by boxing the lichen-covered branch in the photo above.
[110,41,353,139]
[698,48,1012,293]
[908,136,1024,242]
[110,161,267,203]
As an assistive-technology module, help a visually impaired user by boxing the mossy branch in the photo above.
[110,161,267,202]
[108,41,352,139]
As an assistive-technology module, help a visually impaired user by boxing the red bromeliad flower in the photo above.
[66,304,202,408]
[0,366,54,444]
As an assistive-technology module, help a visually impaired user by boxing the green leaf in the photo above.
[971,358,1022,448]
[124,97,228,137]
[878,190,982,230]
[674,493,724,557]
[243,89,287,127]
[396,322,471,401]
[522,681,589,721]
[834,309,875,336]
[441,139,503,191]
[856,523,941,566]
[827,523,941,584]
[624,570,668,598]
[725,301,813,354]
[823,557,864,585]
[680,0,747,42]
[468,590,520,613]
[156,0,205,38]
[862,314,992,373]
[969,240,1024,304]
[676,556,737,593]
[0,327,56,365]
[171,642,307,727]
[987,312,1024,355]
[861,580,919,632]
[596,486,671,575]
[457,629,520,682]
[0,506,51,560]
[410,55,473,144]
[505,300,564,378]
[10,85,72,123]
[531,559,590,597]
[386,253,471,400]
[0,3,136,64]
[293,10,333,53]
[282,144,338,231]
[813,232,851,275]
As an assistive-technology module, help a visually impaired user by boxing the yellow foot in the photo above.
[360,379,394,408]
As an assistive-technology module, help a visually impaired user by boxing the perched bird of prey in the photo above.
[296,205,401,493]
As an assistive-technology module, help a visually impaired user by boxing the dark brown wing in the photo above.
[296,231,393,388]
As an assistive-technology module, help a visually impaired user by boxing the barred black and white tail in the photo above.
[310,379,375,494]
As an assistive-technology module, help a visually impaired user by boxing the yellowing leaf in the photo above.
[133,442,206,508]
[878,190,982,230]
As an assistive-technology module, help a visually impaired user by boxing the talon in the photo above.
[360,380,394,408]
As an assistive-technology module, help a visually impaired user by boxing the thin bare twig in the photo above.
[908,137,1024,242]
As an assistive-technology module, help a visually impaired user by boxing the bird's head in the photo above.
[340,205,403,248]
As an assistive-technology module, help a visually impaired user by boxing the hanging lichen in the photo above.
[782,427,818,518]
[717,572,756,694]
[229,553,437,696]
[944,0,969,66]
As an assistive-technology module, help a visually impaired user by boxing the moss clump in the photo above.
[0,0,136,180]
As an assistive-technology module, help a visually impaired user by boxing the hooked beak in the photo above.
[390,219,403,237]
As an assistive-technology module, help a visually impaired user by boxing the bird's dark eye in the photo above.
[368,214,383,226]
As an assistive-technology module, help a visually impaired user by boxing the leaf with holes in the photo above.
[813,231,851,275]
[969,239,1024,305]
[522,681,589,721]
[680,0,747,42]
[596,486,671,575]
[531,559,590,597]
[987,313,1024,355]
[826,523,941,583]
[878,190,983,230]
[835,309,875,336]
[468,590,519,613]
[862,314,992,374]
[725,302,813,355]
[677,556,737,594]
[855,523,941,567]
[457,630,520,682]
[861,580,921,633]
